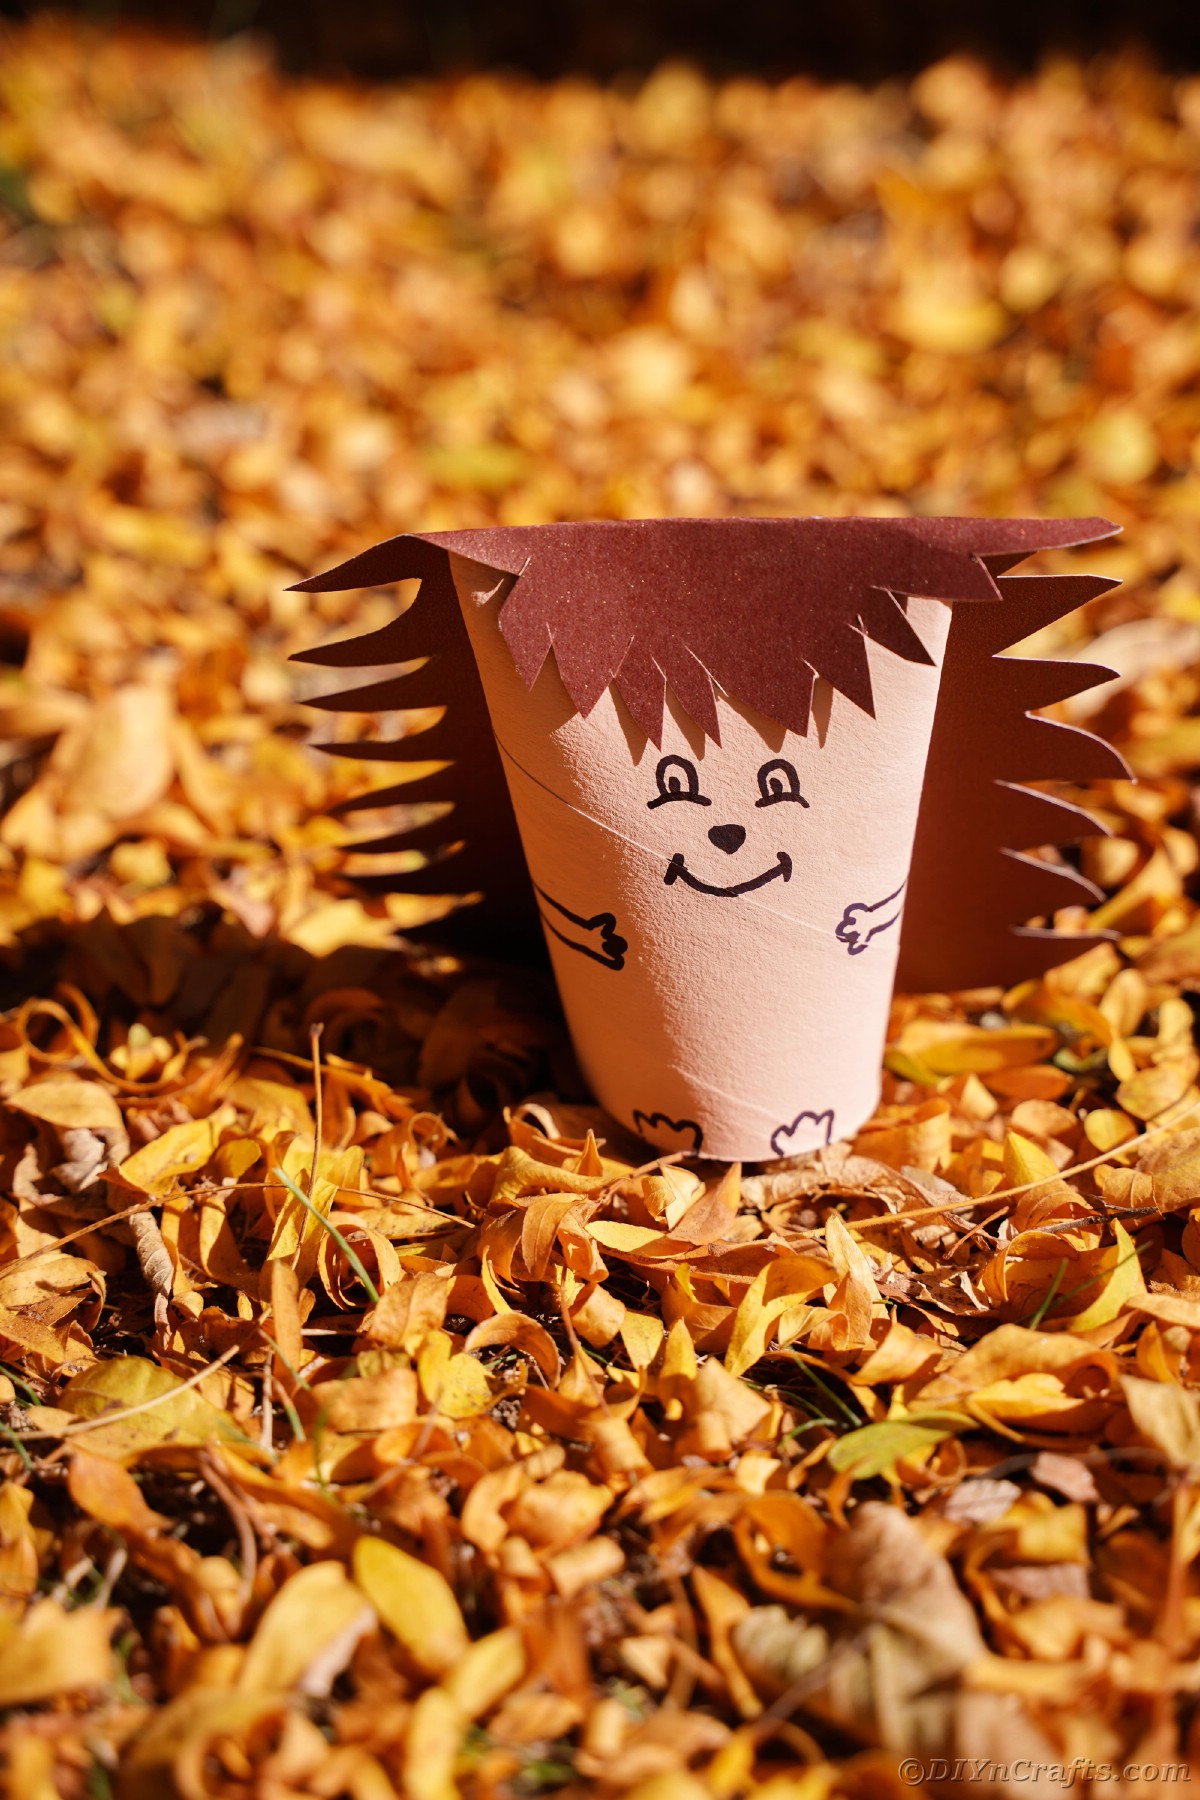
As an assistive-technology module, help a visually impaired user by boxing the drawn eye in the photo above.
[756,758,809,808]
[648,755,711,808]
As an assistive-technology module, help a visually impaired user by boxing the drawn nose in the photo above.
[708,823,746,855]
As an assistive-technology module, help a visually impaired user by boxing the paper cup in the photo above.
[447,549,951,1163]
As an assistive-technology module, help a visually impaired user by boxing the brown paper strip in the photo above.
[896,569,1130,991]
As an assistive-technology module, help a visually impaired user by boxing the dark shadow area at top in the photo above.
[2,0,1199,78]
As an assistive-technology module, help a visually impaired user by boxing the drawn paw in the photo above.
[534,883,627,970]
[632,1111,704,1155]
[835,882,905,956]
[769,1109,835,1158]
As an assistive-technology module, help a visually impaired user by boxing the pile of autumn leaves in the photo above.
[7,946,1200,1797]
[5,16,1200,1800]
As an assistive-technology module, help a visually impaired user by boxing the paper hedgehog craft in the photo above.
[292,517,1126,1162]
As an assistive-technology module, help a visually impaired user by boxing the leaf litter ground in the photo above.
[2,19,1200,1798]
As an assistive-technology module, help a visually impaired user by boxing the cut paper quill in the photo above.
[292,518,1126,1163]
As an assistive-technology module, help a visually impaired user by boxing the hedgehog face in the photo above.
[618,692,829,923]
[647,749,807,900]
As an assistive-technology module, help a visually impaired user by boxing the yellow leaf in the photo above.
[1083,1108,1138,1153]
[118,1111,230,1196]
[587,1219,663,1253]
[8,1075,124,1133]
[691,1564,760,1721]
[58,1356,241,1458]
[7,1734,61,1800]
[822,1211,883,1353]
[238,1559,373,1694]
[852,1320,941,1386]
[724,1255,830,1377]
[506,1469,611,1551]
[1116,1057,1198,1122]
[1121,1375,1200,1470]
[1132,1291,1200,1331]
[226,1076,313,1138]
[0,1251,99,1317]
[1130,1127,1200,1213]
[422,441,529,493]
[325,1369,419,1433]
[68,1450,167,1535]
[886,1020,1057,1082]
[57,678,178,819]
[1080,407,1159,486]
[669,1163,741,1246]
[889,290,1008,354]
[520,1192,578,1279]
[403,1687,464,1800]
[1002,1131,1062,1188]
[0,1304,68,1367]
[353,1534,468,1677]
[546,1534,624,1598]
[918,1325,1117,1409]
[1057,1220,1146,1332]
[0,1483,41,1607]
[570,1282,625,1346]
[619,1311,664,1369]
[263,1138,366,1288]
[685,1359,772,1452]
[0,1600,115,1707]
[417,1332,495,1419]
[853,1098,952,1171]
[92,503,209,568]
[441,1626,526,1719]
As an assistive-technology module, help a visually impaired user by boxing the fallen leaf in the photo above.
[827,1413,968,1479]
[57,1356,243,1457]
[238,1558,375,1694]
[353,1534,469,1676]
[118,1112,231,1197]
[0,1600,116,1707]
[8,1076,124,1133]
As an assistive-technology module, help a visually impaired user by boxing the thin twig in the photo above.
[201,1447,258,1607]
[14,1200,156,1266]
[848,1104,1199,1234]
[260,1356,274,1455]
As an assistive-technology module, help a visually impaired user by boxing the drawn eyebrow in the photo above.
[647,754,712,808]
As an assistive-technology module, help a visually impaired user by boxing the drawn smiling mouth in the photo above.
[663,850,792,898]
